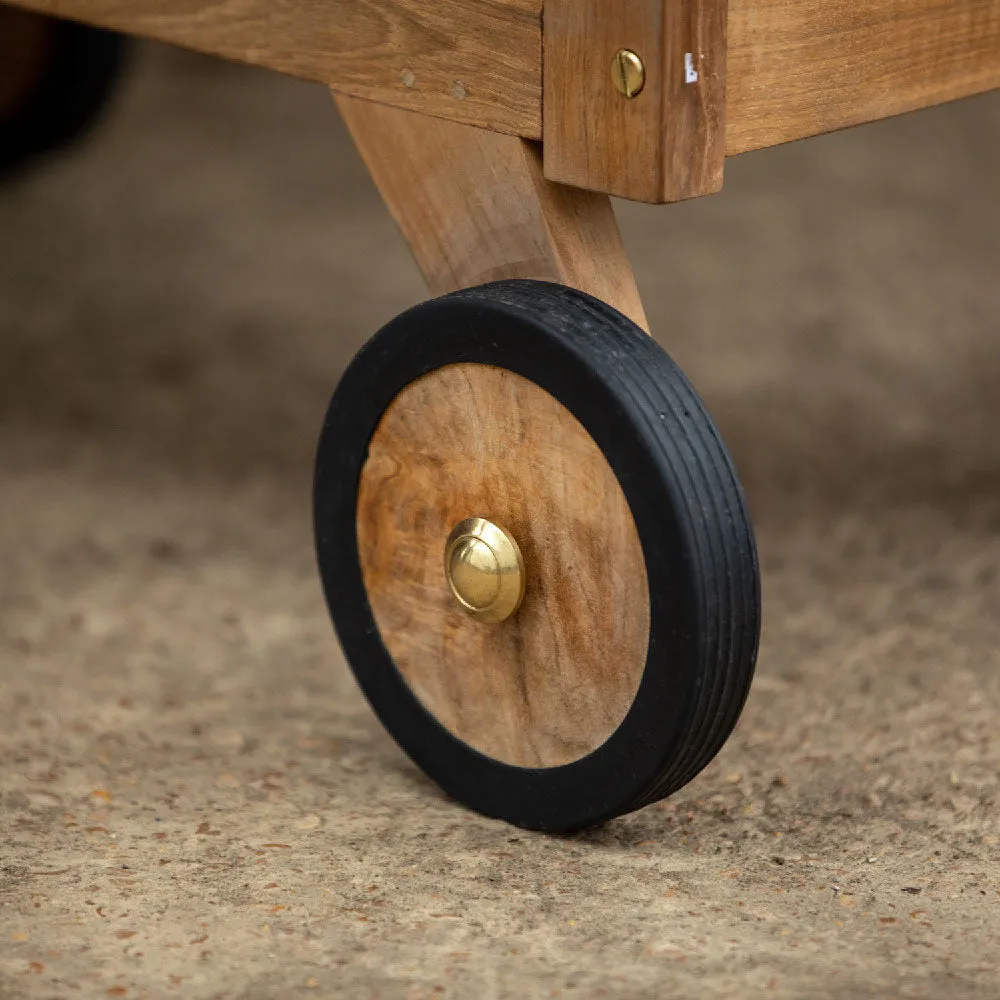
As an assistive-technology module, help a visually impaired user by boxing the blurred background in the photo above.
[1,39,998,999]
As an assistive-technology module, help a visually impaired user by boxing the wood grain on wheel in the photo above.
[357,363,650,768]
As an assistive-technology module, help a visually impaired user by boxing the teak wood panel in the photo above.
[357,363,651,768]
[6,0,544,137]
[725,0,1000,156]
[336,94,648,329]
[544,0,728,203]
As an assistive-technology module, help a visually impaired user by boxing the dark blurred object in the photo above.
[0,7,126,176]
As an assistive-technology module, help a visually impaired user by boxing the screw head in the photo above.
[444,517,525,624]
[611,49,646,99]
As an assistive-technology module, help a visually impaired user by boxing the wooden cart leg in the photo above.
[334,93,648,332]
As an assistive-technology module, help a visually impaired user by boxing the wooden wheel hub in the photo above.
[355,361,650,769]
[444,517,525,624]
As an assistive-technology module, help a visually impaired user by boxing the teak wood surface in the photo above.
[7,0,999,199]
[356,363,651,768]
[337,94,648,329]
[725,0,1000,156]
[544,0,728,203]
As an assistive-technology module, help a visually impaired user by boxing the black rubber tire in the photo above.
[0,19,127,177]
[314,280,760,831]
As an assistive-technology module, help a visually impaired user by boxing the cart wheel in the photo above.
[0,9,127,176]
[315,280,760,831]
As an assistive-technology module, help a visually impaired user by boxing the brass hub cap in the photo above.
[444,517,525,624]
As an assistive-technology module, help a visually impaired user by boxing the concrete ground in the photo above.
[1,45,998,1000]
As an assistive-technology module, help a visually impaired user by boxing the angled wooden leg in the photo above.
[334,93,648,332]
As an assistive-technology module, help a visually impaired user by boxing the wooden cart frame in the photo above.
[2,0,997,828]
[5,0,998,322]
[8,3,1000,175]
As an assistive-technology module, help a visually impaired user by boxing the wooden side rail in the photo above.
[3,0,545,138]
[726,0,1000,156]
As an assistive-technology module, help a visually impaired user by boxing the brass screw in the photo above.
[444,517,525,625]
[611,49,646,99]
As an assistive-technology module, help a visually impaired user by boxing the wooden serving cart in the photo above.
[2,0,997,830]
